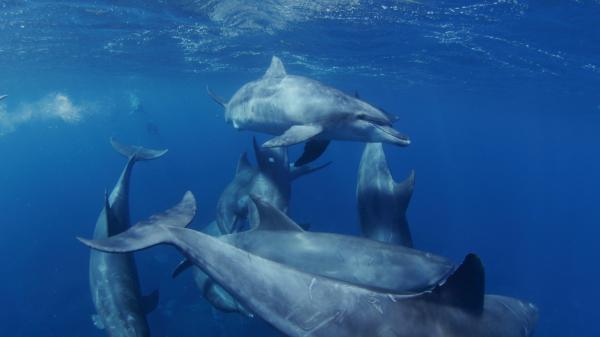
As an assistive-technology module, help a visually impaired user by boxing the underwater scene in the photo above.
[1,1,599,337]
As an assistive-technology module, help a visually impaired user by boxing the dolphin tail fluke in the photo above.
[78,191,196,253]
[206,86,227,108]
[142,289,160,314]
[110,137,168,161]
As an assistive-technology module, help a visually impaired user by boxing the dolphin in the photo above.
[216,137,329,234]
[87,138,167,336]
[208,56,410,166]
[79,192,538,337]
[357,143,415,247]
[0,94,7,101]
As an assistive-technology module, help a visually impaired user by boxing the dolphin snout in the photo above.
[373,124,411,146]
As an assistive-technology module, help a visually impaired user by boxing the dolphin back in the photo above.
[111,137,168,161]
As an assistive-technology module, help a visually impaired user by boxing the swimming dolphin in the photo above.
[208,56,410,166]
[357,143,415,247]
[216,137,329,234]
[0,95,7,101]
[79,192,538,337]
[87,138,167,336]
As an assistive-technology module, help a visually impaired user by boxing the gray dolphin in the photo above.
[208,56,410,166]
[0,94,7,101]
[357,143,415,247]
[79,193,538,337]
[88,138,167,336]
[216,137,329,234]
[174,195,455,317]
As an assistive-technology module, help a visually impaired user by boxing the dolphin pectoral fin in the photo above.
[429,253,485,315]
[263,125,323,148]
[248,195,304,232]
[110,138,168,161]
[206,86,227,108]
[293,139,331,167]
[91,314,104,329]
[172,259,194,278]
[290,160,332,180]
[142,289,160,314]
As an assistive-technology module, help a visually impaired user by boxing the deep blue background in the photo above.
[0,1,599,337]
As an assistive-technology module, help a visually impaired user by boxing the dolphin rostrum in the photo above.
[208,56,410,166]
[0,94,7,101]
[87,138,167,336]
[357,142,415,247]
[216,137,329,234]
[79,192,538,337]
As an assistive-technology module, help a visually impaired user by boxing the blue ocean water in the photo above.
[0,1,599,336]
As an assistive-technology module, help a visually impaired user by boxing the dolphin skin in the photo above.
[88,138,167,336]
[79,193,538,337]
[357,143,415,247]
[208,56,410,165]
[216,137,329,234]
[175,195,453,317]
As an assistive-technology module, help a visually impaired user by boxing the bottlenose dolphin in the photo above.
[208,56,410,166]
[174,196,454,303]
[357,143,415,247]
[88,138,167,336]
[79,193,538,337]
[0,94,7,101]
[216,137,329,233]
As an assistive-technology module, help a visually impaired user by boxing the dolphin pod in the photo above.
[216,137,329,234]
[88,139,167,337]
[357,143,415,247]
[208,56,410,166]
[79,193,538,337]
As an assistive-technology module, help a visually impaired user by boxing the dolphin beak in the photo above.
[374,124,411,146]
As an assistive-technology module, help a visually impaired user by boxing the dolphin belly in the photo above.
[89,250,149,337]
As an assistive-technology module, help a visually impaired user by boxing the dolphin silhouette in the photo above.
[208,56,410,166]
[87,138,167,336]
[79,192,538,337]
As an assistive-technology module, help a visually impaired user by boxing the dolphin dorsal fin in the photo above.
[103,191,123,237]
[432,253,485,315]
[264,56,287,78]
[248,195,303,232]
[236,152,252,174]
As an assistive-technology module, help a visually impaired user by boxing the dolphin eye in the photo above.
[356,113,367,120]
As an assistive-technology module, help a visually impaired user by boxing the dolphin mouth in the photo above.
[373,124,411,146]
